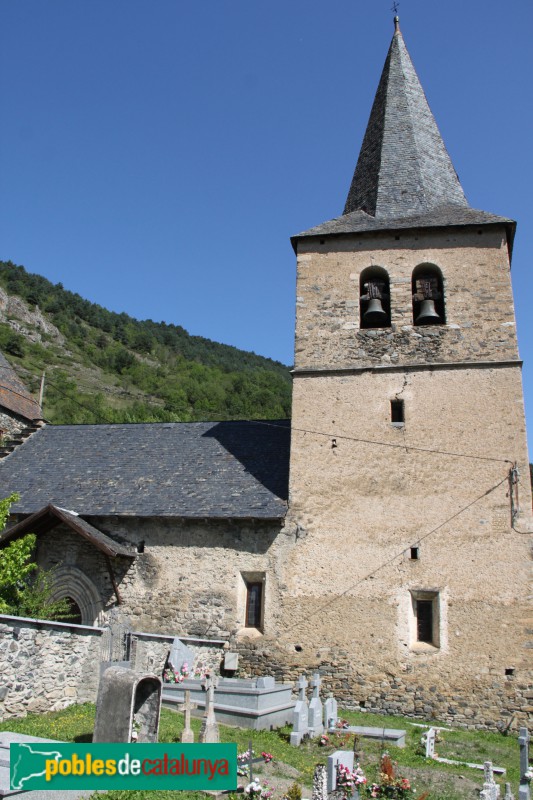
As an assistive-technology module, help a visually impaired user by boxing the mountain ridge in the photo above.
[0,260,292,424]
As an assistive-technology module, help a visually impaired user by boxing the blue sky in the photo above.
[0,1,532,443]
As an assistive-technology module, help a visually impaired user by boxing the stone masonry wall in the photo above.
[281,224,533,731]
[0,410,26,439]
[234,636,533,731]
[31,518,289,637]
[294,226,517,370]
[0,614,104,721]
[85,517,289,638]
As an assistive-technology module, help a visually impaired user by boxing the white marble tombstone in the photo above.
[324,693,338,729]
[519,728,531,800]
[168,637,195,673]
[480,761,500,800]
[424,727,436,759]
[290,674,309,746]
[308,672,324,737]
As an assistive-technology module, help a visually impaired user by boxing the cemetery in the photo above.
[0,652,531,800]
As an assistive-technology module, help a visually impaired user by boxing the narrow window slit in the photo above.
[391,399,404,424]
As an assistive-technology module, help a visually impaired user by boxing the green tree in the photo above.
[0,494,73,620]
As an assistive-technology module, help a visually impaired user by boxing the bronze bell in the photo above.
[363,297,388,326]
[415,298,441,325]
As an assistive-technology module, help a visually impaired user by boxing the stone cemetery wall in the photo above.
[0,614,104,721]
[130,631,226,676]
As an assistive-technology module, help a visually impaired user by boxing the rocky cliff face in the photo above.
[0,287,64,345]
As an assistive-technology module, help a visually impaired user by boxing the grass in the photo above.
[0,704,525,800]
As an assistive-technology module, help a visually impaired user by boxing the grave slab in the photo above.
[163,676,295,730]
[328,725,406,748]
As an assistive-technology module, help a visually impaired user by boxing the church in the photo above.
[0,18,531,728]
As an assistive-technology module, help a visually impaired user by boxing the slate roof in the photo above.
[292,21,514,246]
[292,206,516,243]
[0,421,290,519]
[1,505,135,558]
[0,352,42,422]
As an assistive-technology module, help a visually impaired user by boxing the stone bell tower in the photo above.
[283,18,532,726]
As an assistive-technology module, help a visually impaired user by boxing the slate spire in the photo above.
[343,18,469,219]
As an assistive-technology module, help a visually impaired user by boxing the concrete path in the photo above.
[0,732,96,799]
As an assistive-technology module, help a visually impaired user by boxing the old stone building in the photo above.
[0,351,42,440]
[0,19,531,727]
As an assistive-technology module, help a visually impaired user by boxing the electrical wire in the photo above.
[0,369,521,466]
[247,419,513,465]
[280,473,510,635]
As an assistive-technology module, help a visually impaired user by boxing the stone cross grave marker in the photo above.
[242,739,267,784]
[290,674,309,746]
[327,750,354,793]
[308,672,324,737]
[423,727,436,759]
[324,693,338,729]
[504,783,515,800]
[519,727,531,800]
[312,763,328,800]
[178,689,197,744]
[199,674,219,743]
[480,761,500,800]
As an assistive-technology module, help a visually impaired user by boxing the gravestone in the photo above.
[256,676,275,689]
[505,783,515,800]
[168,637,195,673]
[480,761,501,800]
[179,689,197,743]
[290,674,309,746]
[224,652,239,671]
[242,739,267,784]
[423,727,436,759]
[324,693,338,729]
[199,673,220,743]
[519,727,531,800]
[308,672,324,737]
[312,763,328,800]
[327,750,354,793]
[93,666,161,743]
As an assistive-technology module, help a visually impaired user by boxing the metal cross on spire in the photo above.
[391,1,400,13]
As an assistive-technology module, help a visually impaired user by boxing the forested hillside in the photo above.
[0,261,292,424]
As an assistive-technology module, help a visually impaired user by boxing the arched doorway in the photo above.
[48,566,105,626]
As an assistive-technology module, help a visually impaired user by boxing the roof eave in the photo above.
[291,217,516,257]
[1,504,135,558]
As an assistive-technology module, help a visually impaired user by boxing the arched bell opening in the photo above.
[412,264,446,326]
[359,266,391,329]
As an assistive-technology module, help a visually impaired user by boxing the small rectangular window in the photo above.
[391,399,404,424]
[410,590,440,649]
[245,582,263,628]
[416,600,433,642]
